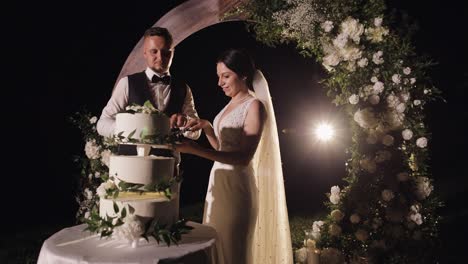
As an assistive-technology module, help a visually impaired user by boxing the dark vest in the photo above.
[127,71,187,116]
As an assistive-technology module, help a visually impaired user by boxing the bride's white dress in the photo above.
[203,97,258,264]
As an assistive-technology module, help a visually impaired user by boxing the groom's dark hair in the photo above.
[217,49,256,90]
[144,27,173,47]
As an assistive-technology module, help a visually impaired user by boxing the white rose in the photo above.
[381,189,395,201]
[397,172,410,182]
[357,58,368,67]
[355,229,369,242]
[410,78,416,84]
[84,188,93,200]
[331,186,340,195]
[382,134,394,146]
[330,193,340,205]
[340,45,362,61]
[349,94,359,104]
[350,214,361,224]
[84,211,91,219]
[403,67,411,75]
[416,137,428,148]
[369,94,380,105]
[341,17,364,43]
[322,52,341,71]
[331,209,345,222]
[100,149,112,167]
[396,102,406,113]
[373,81,384,94]
[371,76,378,83]
[409,213,423,225]
[372,51,384,64]
[392,74,401,84]
[96,180,116,198]
[89,116,98,124]
[312,221,324,240]
[374,17,383,27]
[329,224,342,236]
[294,247,308,263]
[333,33,349,48]
[113,215,144,243]
[321,21,334,32]
[402,129,413,140]
[414,99,421,106]
[386,94,400,108]
[424,89,430,94]
[399,92,410,102]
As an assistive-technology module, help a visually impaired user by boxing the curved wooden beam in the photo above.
[116,0,244,86]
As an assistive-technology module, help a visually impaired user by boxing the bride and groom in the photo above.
[97,26,293,264]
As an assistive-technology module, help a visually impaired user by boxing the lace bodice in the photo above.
[213,97,256,152]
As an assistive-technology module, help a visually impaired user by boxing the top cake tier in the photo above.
[114,113,170,140]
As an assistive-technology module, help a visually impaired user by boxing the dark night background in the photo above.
[4,0,468,262]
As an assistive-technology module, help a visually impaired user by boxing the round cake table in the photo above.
[37,221,224,264]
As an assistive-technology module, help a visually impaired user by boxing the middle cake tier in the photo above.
[110,155,175,185]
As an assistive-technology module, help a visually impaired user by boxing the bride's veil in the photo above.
[251,70,293,263]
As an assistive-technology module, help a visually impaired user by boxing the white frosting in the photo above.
[115,113,170,140]
[109,155,174,185]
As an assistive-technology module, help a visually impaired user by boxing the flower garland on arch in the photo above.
[231,0,443,263]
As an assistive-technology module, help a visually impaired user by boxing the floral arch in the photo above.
[74,0,442,263]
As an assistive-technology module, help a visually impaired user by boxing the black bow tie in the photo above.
[151,75,171,85]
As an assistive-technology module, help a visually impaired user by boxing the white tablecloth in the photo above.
[37,222,224,264]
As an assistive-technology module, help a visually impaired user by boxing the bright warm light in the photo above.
[315,123,335,141]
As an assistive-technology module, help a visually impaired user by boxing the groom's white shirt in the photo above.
[97,67,200,139]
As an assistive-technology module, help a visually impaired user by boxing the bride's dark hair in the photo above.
[217,49,256,90]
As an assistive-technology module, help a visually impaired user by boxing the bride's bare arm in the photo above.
[176,100,265,165]
[184,118,219,150]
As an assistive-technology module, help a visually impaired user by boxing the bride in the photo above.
[175,49,292,264]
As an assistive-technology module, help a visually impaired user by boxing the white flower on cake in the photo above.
[355,229,369,242]
[372,51,384,64]
[357,57,368,67]
[331,209,345,222]
[348,94,359,104]
[329,186,341,204]
[100,149,112,167]
[321,20,334,32]
[113,215,144,244]
[415,176,433,200]
[403,67,412,75]
[381,189,395,202]
[89,116,98,124]
[350,214,361,224]
[97,180,116,198]
[416,137,428,148]
[85,139,101,159]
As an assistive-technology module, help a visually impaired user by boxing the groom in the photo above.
[97,26,200,141]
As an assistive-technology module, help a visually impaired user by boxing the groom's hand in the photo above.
[170,113,188,128]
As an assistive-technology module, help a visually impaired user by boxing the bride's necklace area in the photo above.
[230,93,250,105]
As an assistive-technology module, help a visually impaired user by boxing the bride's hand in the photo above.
[174,139,200,154]
[183,118,210,132]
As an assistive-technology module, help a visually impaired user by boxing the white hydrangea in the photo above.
[396,102,406,113]
[416,137,428,148]
[399,92,410,102]
[322,52,341,72]
[312,220,325,240]
[333,32,348,48]
[355,229,369,242]
[321,20,334,32]
[374,17,383,27]
[414,99,422,106]
[373,81,384,94]
[397,172,410,182]
[100,149,112,167]
[382,134,394,146]
[85,139,101,159]
[89,116,98,124]
[340,45,362,61]
[415,176,433,200]
[392,74,401,84]
[350,214,361,224]
[96,180,116,198]
[357,57,368,67]
[368,94,380,105]
[386,94,400,108]
[403,67,412,75]
[331,209,345,222]
[348,94,359,104]
[341,17,364,43]
[381,189,395,202]
[372,51,384,65]
[113,215,144,243]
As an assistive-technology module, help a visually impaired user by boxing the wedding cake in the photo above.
[98,111,180,229]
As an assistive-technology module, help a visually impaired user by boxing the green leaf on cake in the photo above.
[128,205,135,214]
[113,202,119,214]
[121,207,127,218]
[128,129,136,139]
